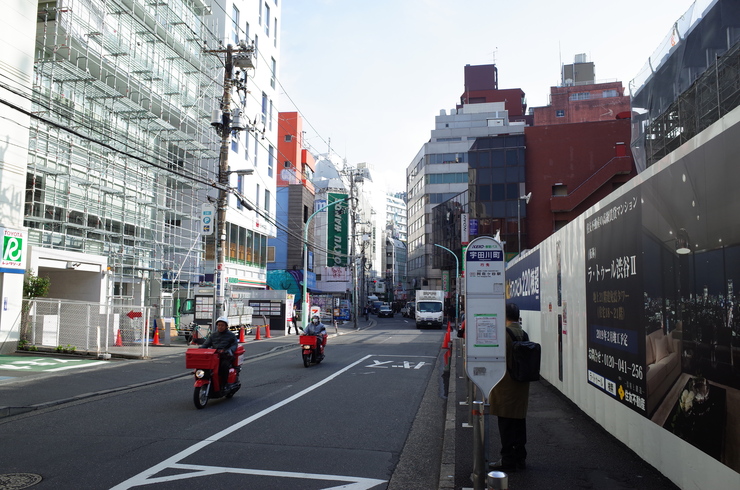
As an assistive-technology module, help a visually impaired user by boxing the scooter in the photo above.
[300,334,326,367]
[185,345,245,409]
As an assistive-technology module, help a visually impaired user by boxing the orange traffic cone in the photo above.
[152,326,161,346]
[255,325,261,340]
[239,326,245,342]
[115,329,123,347]
[265,325,272,338]
[442,328,451,350]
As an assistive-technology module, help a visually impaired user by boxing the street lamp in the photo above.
[434,243,459,329]
[517,192,532,255]
[302,197,349,330]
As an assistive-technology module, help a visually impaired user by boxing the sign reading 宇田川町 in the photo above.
[0,228,26,273]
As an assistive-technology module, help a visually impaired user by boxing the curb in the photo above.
[439,338,458,489]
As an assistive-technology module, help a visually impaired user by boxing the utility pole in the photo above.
[206,42,254,324]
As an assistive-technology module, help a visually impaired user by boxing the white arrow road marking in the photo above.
[111,355,385,490]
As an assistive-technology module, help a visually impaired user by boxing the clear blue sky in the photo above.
[278,0,696,193]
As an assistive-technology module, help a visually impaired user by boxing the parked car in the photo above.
[377,305,394,318]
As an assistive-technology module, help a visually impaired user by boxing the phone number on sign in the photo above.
[588,348,643,380]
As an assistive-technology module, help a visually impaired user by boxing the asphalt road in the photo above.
[0,317,448,489]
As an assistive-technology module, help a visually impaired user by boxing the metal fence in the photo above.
[20,299,151,358]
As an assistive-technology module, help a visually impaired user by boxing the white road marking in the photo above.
[125,463,385,489]
[111,355,385,490]
[48,361,108,371]
[366,360,393,368]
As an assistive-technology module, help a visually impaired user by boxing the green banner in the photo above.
[327,192,349,267]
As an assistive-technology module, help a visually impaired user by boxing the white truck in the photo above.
[177,286,253,342]
[415,290,445,329]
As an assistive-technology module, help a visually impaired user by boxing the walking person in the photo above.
[489,302,530,472]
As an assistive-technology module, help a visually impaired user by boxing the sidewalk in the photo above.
[445,336,679,490]
[0,318,372,418]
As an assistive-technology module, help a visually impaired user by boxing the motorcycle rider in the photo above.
[200,316,238,390]
[302,314,327,360]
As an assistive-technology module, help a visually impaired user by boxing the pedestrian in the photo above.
[488,302,530,472]
[363,305,369,321]
[287,305,300,335]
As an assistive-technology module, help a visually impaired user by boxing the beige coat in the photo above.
[488,321,530,419]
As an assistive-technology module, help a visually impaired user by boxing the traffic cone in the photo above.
[442,328,451,350]
[265,325,272,338]
[239,326,245,343]
[115,329,123,347]
[152,326,161,346]
[255,325,261,340]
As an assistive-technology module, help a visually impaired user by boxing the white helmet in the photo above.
[216,316,229,326]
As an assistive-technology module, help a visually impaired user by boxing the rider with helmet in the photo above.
[302,314,327,359]
[200,316,238,389]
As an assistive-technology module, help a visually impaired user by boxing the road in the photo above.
[0,317,448,489]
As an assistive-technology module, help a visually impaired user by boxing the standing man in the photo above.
[489,302,530,472]
[287,304,300,335]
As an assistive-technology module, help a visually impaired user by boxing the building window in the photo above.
[256,183,260,208]
[569,92,590,101]
[270,57,276,89]
[265,3,271,36]
[269,99,273,130]
[284,134,292,142]
[265,189,271,213]
[232,6,240,44]
[268,145,274,177]
[237,174,245,209]
[602,89,618,98]
[261,92,267,124]
[556,109,565,117]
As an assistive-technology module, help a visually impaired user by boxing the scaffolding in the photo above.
[27,0,222,305]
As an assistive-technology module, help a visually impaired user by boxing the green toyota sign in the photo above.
[0,228,25,273]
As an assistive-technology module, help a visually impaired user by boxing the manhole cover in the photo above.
[0,474,42,490]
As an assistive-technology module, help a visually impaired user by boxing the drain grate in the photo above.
[0,474,42,490]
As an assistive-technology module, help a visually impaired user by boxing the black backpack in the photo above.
[506,327,541,382]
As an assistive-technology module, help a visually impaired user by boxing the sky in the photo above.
[277,0,697,194]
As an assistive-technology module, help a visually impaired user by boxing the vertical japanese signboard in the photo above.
[327,192,348,267]
[465,235,507,397]
[585,188,647,416]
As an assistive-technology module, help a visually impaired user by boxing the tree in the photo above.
[20,270,50,341]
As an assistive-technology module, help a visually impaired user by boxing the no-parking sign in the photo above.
[464,235,506,397]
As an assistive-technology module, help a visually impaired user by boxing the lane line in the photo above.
[111,354,377,490]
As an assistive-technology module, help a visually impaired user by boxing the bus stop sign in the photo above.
[464,235,507,397]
